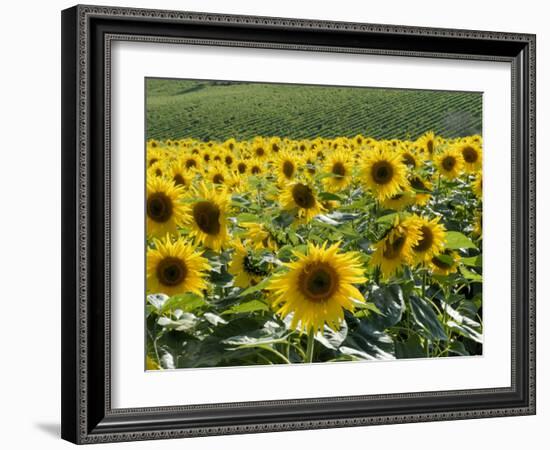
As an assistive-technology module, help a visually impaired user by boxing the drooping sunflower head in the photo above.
[361,145,409,201]
[323,150,353,192]
[405,215,447,263]
[147,235,211,297]
[436,146,464,179]
[276,149,301,183]
[472,172,482,200]
[228,240,271,289]
[279,181,325,224]
[146,176,187,239]
[429,249,460,276]
[268,242,367,333]
[408,174,433,206]
[370,217,422,278]
[240,222,278,251]
[185,183,231,252]
[380,192,416,211]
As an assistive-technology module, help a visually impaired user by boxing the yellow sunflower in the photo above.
[429,249,460,276]
[147,235,210,296]
[370,217,421,278]
[323,150,353,192]
[417,131,437,159]
[457,141,482,173]
[279,181,325,223]
[204,163,230,186]
[182,154,200,171]
[472,172,482,199]
[234,159,249,176]
[268,242,367,333]
[436,147,464,179]
[241,222,278,251]
[147,148,166,168]
[146,176,187,239]
[168,159,193,189]
[408,175,432,206]
[405,215,446,263]
[248,159,265,176]
[380,192,415,210]
[185,183,231,252]
[276,149,300,184]
[228,240,270,288]
[361,146,409,201]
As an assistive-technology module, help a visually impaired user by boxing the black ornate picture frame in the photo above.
[61,4,536,444]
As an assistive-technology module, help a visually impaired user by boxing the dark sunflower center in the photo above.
[173,174,187,187]
[292,184,316,209]
[442,156,456,171]
[414,225,434,253]
[185,159,197,169]
[383,235,405,259]
[203,154,210,162]
[255,147,265,157]
[462,146,478,163]
[371,161,394,185]
[148,158,158,167]
[427,139,434,154]
[225,155,233,166]
[192,201,221,235]
[402,153,416,168]
[332,161,346,177]
[282,160,295,178]
[156,257,187,287]
[155,168,162,176]
[251,165,261,175]
[271,143,279,152]
[212,173,225,184]
[237,162,247,174]
[151,142,158,148]
[147,192,173,223]
[299,263,339,302]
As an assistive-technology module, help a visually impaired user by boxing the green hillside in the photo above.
[146,78,482,141]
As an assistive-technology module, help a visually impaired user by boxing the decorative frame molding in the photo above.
[61,4,536,444]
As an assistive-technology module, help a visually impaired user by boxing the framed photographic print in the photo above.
[61,4,536,444]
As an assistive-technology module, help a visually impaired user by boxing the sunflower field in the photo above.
[145,128,483,369]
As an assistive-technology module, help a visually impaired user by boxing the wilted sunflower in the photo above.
[370,217,421,278]
[228,240,270,288]
[279,181,325,223]
[429,249,460,276]
[268,242,367,333]
[472,172,483,199]
[436,147,464,179]
[361,146,409,201]
[185,183,231,252]
[241,222,278,251]
[147,235,210,297]
[323,150,353,192]
[276,149,300,184]
[457,141,482,173]
[405,215,446,263]
[146,176,187,239]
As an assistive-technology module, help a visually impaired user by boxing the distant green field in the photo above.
[146,78,482,141]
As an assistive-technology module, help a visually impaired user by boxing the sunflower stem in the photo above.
[305,329,316,363]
